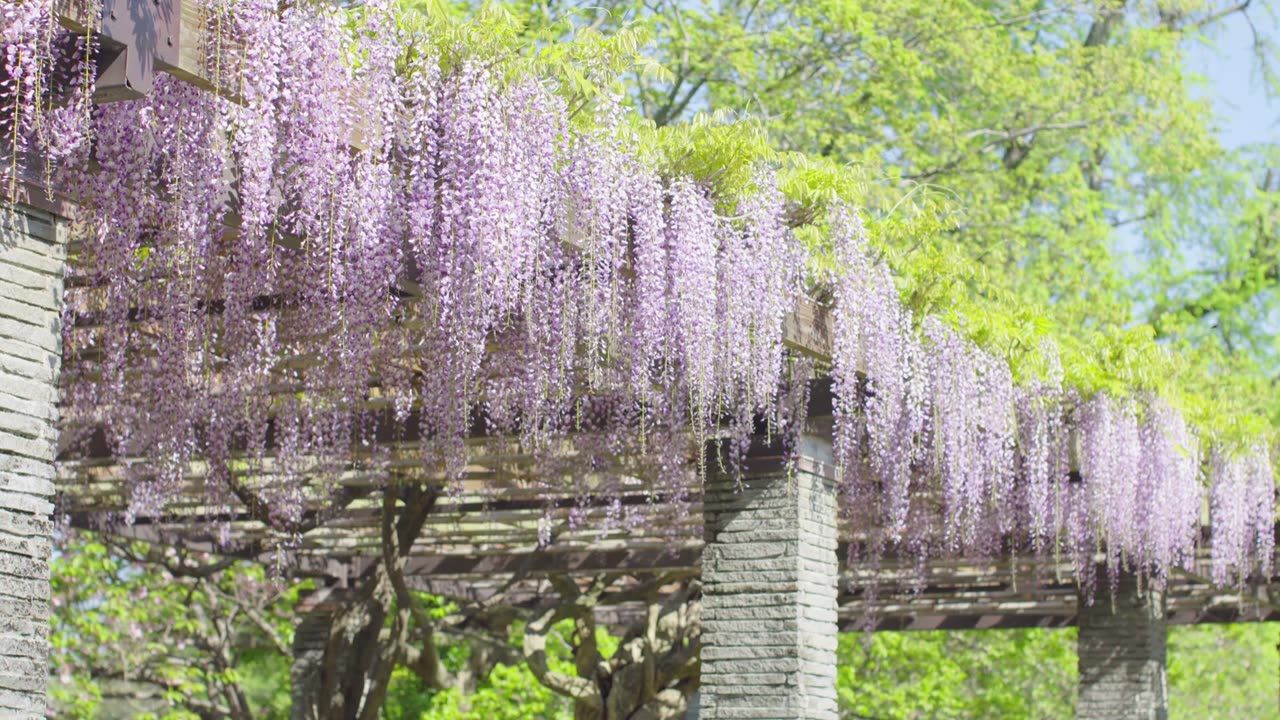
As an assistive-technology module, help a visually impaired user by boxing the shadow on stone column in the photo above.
[0,206,68,717]
[290,591,339,720]
[699,433,839,720]
[1077,571,1168,720]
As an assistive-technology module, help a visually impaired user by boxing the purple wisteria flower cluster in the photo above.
[828,212,1275,592]
[2,0,95,183]
[4,0,1275,589]
[12,0,806,543]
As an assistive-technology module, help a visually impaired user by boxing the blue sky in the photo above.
[1116,11,1277,282]
[1186,11,1277,148]
[1177,10,1280,354]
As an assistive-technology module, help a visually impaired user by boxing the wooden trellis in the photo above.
[3,5,1272,719]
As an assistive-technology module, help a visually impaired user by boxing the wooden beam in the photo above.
[398,546,700,576]
[56,0,240,101]
[783,296,834,364]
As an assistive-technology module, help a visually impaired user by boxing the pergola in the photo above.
[1,3,1276,719]
[54,377,1280,634]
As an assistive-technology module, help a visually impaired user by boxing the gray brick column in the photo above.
[0,205,67,717]
[699,433,839,720]
[685,690,700,719]
[290,588,344,720]
[1077,572,1168,720]
[290,610,330,720]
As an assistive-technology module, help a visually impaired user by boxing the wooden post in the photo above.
[290,604,335,720]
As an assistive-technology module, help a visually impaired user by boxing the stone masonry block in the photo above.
[700,438,839,720]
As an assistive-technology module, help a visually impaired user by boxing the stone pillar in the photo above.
[290,589,341,720]
[0,205,67,717]
[1077,572,1168,720]
[685,690,700,720]
[699,434,839,720]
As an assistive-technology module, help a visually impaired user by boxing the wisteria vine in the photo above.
[2,0,1276,593]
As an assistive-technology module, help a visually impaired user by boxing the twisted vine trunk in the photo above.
[523,576,702,720]
[291,484,441,720]
[290,568,406,720]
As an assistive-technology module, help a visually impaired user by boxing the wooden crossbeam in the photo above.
[784,296,834,364]
[55,0,239,101]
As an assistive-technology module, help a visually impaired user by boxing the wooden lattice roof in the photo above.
[55,337,1280,632]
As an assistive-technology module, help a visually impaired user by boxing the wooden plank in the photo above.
[55,0,242,101]
[172,0,241,98]
[783,296,833,365]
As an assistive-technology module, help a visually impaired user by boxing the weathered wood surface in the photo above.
[56,0,242,101]
[783,296,833,364]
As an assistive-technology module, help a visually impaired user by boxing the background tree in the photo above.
[837,629,1078,720]
[51,542,1280,720]
[517,574,699,719]
[50,535,298,719]
[503,0,1279,423]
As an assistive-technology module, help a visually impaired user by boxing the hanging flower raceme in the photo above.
[1135,398,1202,578]
[921,319,1016,554]
[1210,443,1276,586]
[562,129,629,380]
[626,164,669,393]
[828,203,871,513]
[3,0,1274,592]
[1077,394,1144,570]
[820,202,1265,594]
[829,203,932,544]
[665,178,721,426]
[718,169,800,412]
[1013,351,1068,554]
[3,0,95,189]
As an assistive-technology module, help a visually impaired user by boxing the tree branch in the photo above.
[522,601,605,709]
